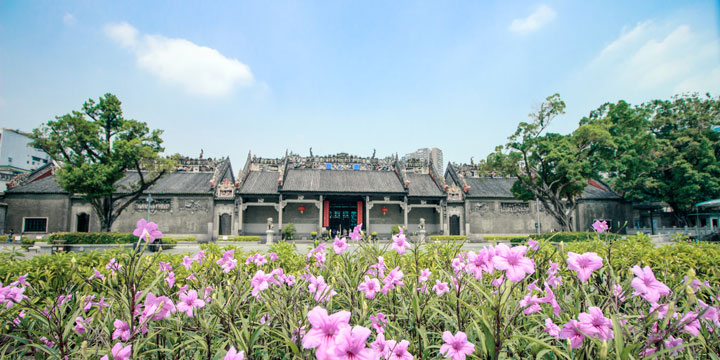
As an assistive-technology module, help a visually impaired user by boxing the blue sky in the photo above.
[1,1,718,165]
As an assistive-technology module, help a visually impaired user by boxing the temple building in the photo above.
[0,151,632,240]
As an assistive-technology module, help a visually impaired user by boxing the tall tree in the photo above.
[491,94,611,231]
[32,93,174,231]
[581,94,720,225]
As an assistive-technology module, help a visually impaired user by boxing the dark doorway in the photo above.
[450,215,460,235]
[328,200,359,236]
[219,214,231,236]
[77,213,89,233]
[713,218,718,230]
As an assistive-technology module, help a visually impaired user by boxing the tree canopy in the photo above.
[32,93,174,231]
[581,94,720,225]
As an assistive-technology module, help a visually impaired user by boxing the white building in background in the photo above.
[403,147,443,175]
[0,128,51,192]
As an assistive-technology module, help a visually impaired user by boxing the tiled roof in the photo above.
[465,177,516,197]
[116,171,213,194]
[239,171,279,195]
[407,173,443,197]
[281,169,405,193]
[5,176,66,194]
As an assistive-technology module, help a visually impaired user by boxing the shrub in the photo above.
[281,223,296,240]
[371,231,378,240]
[310,231,318,240]
[161,235,196,242]
[391,224,403,235]
[217,236,260,242]
[429,235,468,241]
[48,232,137,244]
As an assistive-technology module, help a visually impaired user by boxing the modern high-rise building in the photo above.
[404,147,443,175]
[0,128,51,192]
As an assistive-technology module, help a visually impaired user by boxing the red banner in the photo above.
[357,200,363,227]
[323,200,330,227]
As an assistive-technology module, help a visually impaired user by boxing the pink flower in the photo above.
[680,312,700,336]
[466,247,495,280]
[182,256,194,270]
[544,318,560,337]
[527,238,539,251]
[330,325,375,360]
[613,284,625,302]
[541,285,561,316]
[251,270,273,297]
[268,252,278,261]
[106,258,122,274]
[631,265,671,303]
[491,275,504,288]
[158,261,172,272]
[334,236,349,255]
[144,293,176,320]
[350,224,363,241]
[10,273,29,287]
[559,320,587,349]
[391,228,411,255]
[358,276,382,299]
[381,267,405,294]
[187,273,197,281]
[520,294,542,315]
[545,261,562,288]
[566,252,603,283]
[302,306,351,356]
[664,336,683,356]
[440,331,475,360]
[112,319,130,341]
[492,244,535,282]
[217,250,238,273]
[224,346,245,360]
[371,333,388,358]
[193,250,206,263]
[101,342,132,360]
[88,268,104,281]
[419,268,431,283]
[165,272,175,288]
[74,316,89,334]
[578,307,613,341]
[177,290,205,317]
[370,313,388,334]
[133,218,162,243]
[452,257,466,273]
[386,340,413,360]
[698,300,720,327]
[433,280,450,296]
[308,275,336,302]
[592,220,609,233]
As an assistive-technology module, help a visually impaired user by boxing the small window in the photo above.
[23,218,48,233]
[8,157,12,163]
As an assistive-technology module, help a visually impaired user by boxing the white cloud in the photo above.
[584,21,720,97]
[509,5,557,33]
[63,13,76,26]
[104,22,254,96]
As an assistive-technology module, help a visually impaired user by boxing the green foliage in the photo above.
[281,223,296,240]
[310,231,318,240]
[48,232,137,244]
[161,235,196,242]
[391,224,403,235]
[489,93,608,231]
[216,236,260,242]
[31,93,174,231]
[429,235,468,241]
[580,94,720,223]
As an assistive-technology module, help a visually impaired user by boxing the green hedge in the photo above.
[162,236,196,242]
[47,232,178,246]
[49,232,137,244]
[429,235,468,241]
[486,232,623,243]
[217,236,260,242]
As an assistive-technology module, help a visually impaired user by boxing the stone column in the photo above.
[403,196,408,229]
[318,195,324,233]
[278,194,283,233]
[365,196,370,234]
[238,198,244,234]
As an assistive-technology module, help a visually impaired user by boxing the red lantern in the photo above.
[381,207,388,216]
[298,205,306,214]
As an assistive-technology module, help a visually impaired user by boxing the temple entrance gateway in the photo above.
[449,215,460,235]
[219,214,231,236]
[324,199,363,236]
[76,213,89,232]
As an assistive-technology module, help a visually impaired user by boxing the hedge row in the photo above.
[485,232,624,243]
[47,232,178,245]
[429,235,468,241]
[217,236,261,242]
